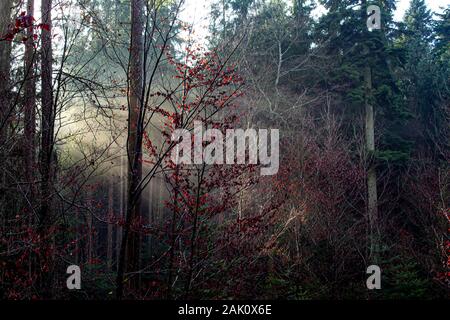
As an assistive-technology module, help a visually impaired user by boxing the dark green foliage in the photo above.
[382,257,434,300]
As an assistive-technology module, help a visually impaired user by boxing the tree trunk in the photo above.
[107,176,114,270]
[24,0,37,210]
[116,154,126,270]
[364,64,379,261]
[0,0,13,224]
[361,0,379,262]
[167,168,179,299]
[38,0,55,298]
[0,0,13,121]
[116,0,144,299]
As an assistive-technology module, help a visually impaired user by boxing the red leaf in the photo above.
[39,23,50,31]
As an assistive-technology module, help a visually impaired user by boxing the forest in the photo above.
[0,0,448,300]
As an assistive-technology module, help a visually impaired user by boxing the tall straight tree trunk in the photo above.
[116,154,126,270]
[24,0,37,211]
[0,0,13,223]
[116,0,144,299]
[364,64,379,260]
[24,0,36,281]
[0,0,13,129]
[38,0,55,298]
[107,176,114,270]
[362,0,379,262]
[167,168,180,299]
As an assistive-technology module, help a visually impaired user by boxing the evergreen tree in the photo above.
[400,0,434,130]
[399,1,447,157]
[316,0,410,261]
[435,6,450,60]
